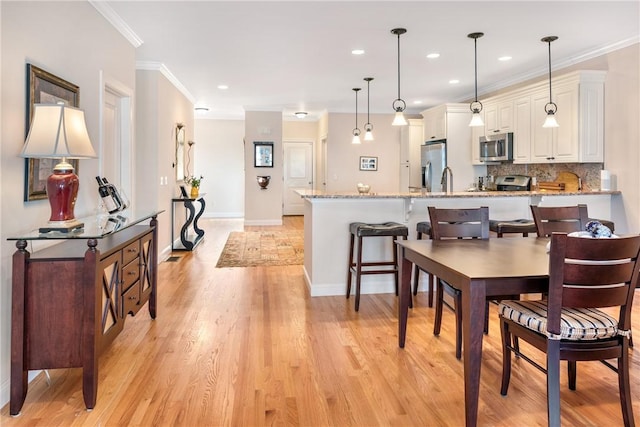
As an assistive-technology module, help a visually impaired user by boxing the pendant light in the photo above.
[363,77,374,141]
[352,88,362,144]
[542,36,559,128]
[391,28,408,126]
[468,32,485,127]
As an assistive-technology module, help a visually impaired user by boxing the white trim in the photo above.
[136,61,196,104]
[89,1,143,47]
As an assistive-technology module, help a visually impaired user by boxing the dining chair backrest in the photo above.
[530,204,589,237]
[427,206,490,240]
[546,233,640,336]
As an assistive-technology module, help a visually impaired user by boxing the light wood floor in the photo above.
[2,216,639,426]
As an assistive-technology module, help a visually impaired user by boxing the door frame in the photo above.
[282,139,314,215]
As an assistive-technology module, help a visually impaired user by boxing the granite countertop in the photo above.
[296,189,621,199]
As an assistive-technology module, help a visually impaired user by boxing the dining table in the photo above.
[396,237,551,427]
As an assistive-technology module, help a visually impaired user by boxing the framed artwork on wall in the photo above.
[24,64,80,201]
[254,141,274,167]
[359,156,378,171]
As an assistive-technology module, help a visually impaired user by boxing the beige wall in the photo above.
[0,0,136,406]
[194,119,245,217]
[326,112,401,193]
[244,111,283,225]
[135,70,194,250]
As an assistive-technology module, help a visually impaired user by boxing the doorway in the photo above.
[283,141,313,215]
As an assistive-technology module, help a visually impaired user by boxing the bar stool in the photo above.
[489,219,537,237]
[346,222,408,311]
[413,221,435,307]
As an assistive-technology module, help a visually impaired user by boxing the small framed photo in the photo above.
[359,156,378,171]
[179,185,188,198]
[254,141,274,167]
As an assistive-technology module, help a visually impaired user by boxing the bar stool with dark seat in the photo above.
[346,221,409,311]
[413,221,435,307]
[489,219,537,237]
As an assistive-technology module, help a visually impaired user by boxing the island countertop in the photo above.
[296,189,620,199]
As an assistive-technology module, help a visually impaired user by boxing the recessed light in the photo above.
[295,112,308,119]
[498,56,512,61]
[426,53,440,59]
[449,79,460,84]
[352,49,365,55]
[413,100,423,105]
[217,84,228,90]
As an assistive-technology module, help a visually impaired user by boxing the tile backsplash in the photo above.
[487,163,603,190]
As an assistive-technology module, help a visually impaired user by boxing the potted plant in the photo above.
[185,175,203,198]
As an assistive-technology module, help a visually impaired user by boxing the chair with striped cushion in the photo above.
[499,233,640,427]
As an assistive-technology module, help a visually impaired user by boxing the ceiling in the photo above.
[97,1,639,121]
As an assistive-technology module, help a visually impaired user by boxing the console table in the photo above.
[171,195,205,250]
[7,210,163,415]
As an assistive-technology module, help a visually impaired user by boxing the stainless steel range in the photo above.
[494,175,531,191]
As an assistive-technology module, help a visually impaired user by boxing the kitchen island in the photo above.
[298,189,620,297]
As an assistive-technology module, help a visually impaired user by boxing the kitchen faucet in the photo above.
[441,166,453,193]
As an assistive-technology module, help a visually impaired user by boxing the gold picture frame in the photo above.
[25,64,80,201]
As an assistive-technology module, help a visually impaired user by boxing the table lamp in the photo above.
[21,103,97,232]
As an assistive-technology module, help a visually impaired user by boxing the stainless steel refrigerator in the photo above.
[421,139,446,192]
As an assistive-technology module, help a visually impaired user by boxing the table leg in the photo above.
[398,247,412,348]
[193,197,206,238]
[462,279,487,427]
[180,200,197,250]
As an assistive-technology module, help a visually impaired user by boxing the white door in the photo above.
[283,141,313,215]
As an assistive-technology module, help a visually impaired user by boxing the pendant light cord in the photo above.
[396,33,401,101]
[547,39,552,104]
[474,37,478,102]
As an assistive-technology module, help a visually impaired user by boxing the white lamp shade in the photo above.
[364,129,374,141]
[469,112,484,127]
[392,111,408,126]
[543,112,559,128]
[21,104,97,159]
[352,134,362,144]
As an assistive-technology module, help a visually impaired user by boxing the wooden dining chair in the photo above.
[499,233,640,427]
[530,204,589,237]
[428,206,490,359]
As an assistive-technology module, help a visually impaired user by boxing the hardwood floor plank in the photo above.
[2,216,639,426]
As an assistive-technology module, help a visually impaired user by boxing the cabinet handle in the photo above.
[128,296,137,300]
[127,248,137,253]
[128,271,136,276]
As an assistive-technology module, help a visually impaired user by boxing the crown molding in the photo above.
[89,1,143,48]
[136,61,196,104]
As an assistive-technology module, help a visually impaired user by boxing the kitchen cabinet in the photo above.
[8,211,161,415]
[513,95,532,163]
[422,105,446,141]
[399,119,423,190]
[479,70,604,164]
[484,99,513,135]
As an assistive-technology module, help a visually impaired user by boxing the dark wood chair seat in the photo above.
[489,219,537,237]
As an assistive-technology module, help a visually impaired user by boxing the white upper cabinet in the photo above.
[482,70,605,164]
[423,105,447,141]
[484,99,513,135]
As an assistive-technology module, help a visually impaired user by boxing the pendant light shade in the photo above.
[363,77,374,141]
[468,32,484,127]
[391,28,408,126]
[542,36,559,128]
[352,88,362,144]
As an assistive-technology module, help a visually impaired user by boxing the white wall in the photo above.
[0,0,136,408]
[194,119,245,218]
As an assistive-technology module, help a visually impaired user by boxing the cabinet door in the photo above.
[99,251,124,347]
[497,100,513,132]
[483,102,498,134]
[531,91,554,162]
[552,85,579,162]
[513,96,531,163]
[423,114,437,141]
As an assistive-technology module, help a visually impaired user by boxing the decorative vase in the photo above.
[190,187,199,198]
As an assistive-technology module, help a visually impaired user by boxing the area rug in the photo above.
[216,230,304,267]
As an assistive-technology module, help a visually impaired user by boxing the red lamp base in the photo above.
[40,165,84,233]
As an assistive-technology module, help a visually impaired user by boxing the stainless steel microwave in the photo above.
[479,132,513,162]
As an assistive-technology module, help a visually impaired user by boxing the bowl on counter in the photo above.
[357,183,371,194]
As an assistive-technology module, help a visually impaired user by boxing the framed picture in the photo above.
[359,156,378,171]
[179,185,188,198]
[25,64,80,201]
[254,141,274,167]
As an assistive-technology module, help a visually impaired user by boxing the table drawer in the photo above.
[121,281,140,316]
[122,258,140,290]
[122,240,140,265]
